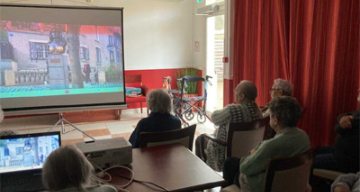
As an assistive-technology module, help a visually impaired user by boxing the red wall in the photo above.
[125,68,203,109]
[126,69,180,90]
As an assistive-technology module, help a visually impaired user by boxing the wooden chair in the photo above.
[227,119,266,158]
[262,116,276,140]
[200,119,266,159]
[125,74,148,113]
[138,124,196,150]
[221,150,313,192]
[265,150,313,192]
[312,168,345,181]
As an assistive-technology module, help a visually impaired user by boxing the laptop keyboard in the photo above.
[1,171,45,192]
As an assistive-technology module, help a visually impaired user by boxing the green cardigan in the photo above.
[239,128,310,192]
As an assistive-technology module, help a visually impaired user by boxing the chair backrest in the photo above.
[265,150,313,192]
[262,116,276,140]
[227,119,265,158]
[138,124,196,150]
[312,168,345,181]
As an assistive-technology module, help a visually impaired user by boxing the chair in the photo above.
[200,119,265,159]
[312,168,344,181]
[262,116,276,140]
[125,74,148,113]
[138,124,196,150]
[227,119,266,158]
[265,150,313,192]
[221,150,313,192]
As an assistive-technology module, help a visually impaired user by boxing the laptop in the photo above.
[0,131,61,192]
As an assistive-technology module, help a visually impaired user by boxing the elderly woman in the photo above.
[223,96,310,192]
[42,145,117,192]
[196,80,263,171]
[129,89,181,148]
[262,78,293,117]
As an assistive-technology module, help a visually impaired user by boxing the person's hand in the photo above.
[333,185,350,192]
[250,148,256,154]
[249,144,260,155]
[339,115,353,129]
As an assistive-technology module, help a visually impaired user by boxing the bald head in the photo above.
[235,80,258,103]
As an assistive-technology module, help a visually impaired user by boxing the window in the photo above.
[114,34,120,48]
[96,47,101,64]
[108,35,114,46]
[29,42,48,60]
[80,46,89,60]
[109,50,114,63]
[206,0,224,5]
[0,42,13,60]
[16,147,23,155]
[206,15,225,111]
[115,50,120,63]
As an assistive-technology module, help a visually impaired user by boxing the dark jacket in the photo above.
[334,110,360,172]
[129,112,181,148]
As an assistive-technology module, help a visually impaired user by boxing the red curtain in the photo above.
[229,0,359,147]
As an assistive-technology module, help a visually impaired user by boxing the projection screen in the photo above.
[0,4,126,115]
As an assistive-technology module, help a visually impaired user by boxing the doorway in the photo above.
[206,14,224,112]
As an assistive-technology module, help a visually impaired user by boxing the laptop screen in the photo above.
[0,131,61,174]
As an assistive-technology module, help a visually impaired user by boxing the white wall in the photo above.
[0,0,195,70]
[118,0,194,70]
[192,1,207,71]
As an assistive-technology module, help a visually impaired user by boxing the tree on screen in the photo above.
[66,25,84,88]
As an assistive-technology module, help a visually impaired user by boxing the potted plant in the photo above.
[176,68,199,95]
[175,68,202,116]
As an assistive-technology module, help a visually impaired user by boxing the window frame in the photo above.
[29,41,49,60]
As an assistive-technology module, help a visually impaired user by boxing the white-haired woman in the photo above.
[42,145,117,192]
[129,89,181,148]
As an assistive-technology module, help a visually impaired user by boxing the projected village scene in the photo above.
[0,135,60,173]
[0,21,124,98]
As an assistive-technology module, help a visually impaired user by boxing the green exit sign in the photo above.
[196,0,204,3]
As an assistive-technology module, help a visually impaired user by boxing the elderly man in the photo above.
[314,90,360,173]
[195,80,263,171]
[262,78,293,117]
[310,90,360,192]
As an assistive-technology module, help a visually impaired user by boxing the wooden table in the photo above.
[108,144,226,192]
